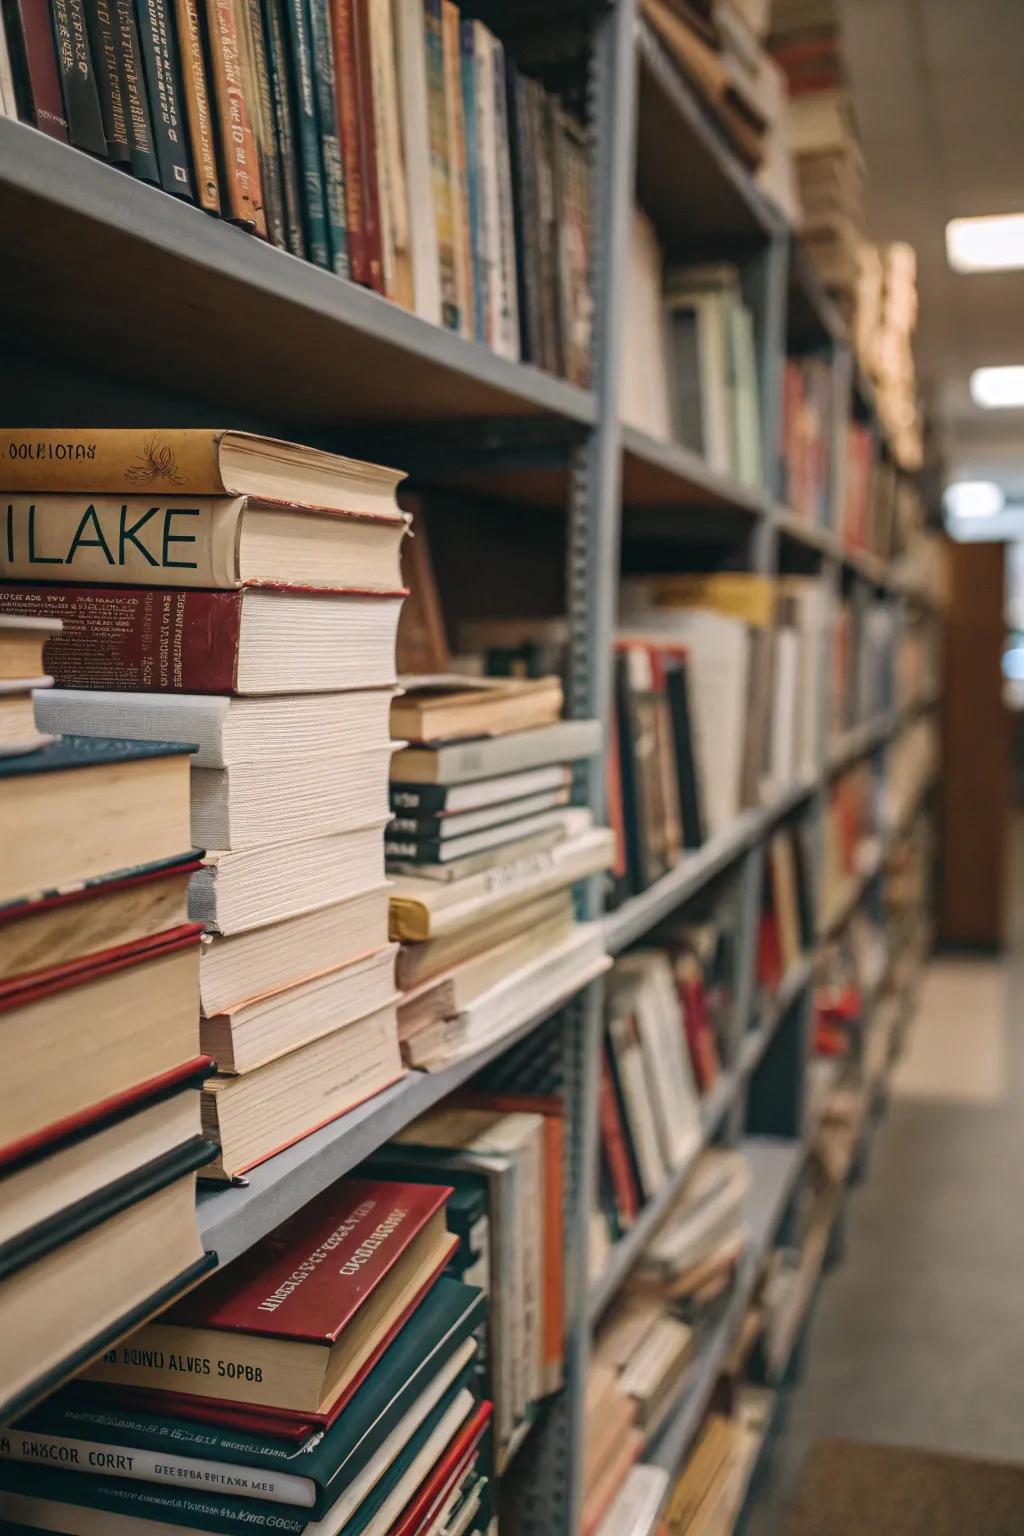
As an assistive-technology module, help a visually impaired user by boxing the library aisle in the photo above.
[746,820,1024,1534]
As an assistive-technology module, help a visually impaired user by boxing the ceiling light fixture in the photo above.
[943,480,1005,519]
[970,367,1024,409]
[947,213,1024,272]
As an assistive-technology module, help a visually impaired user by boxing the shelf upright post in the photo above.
[511,4,639,1532]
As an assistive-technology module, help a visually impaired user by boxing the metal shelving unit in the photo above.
[0,0,942,1526]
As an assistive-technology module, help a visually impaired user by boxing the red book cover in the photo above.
[757,909,782,995]
[5,0,70,140]
[677,973,719,1092]
[598,1052,639,1223]
[86,1236,457,1438]
[164,1178,452,1342]
[0,1054,214,1174]
[352,0,384,292]
[331,0,368,284]
[390,1401,493,1536]
[606,704,628,884]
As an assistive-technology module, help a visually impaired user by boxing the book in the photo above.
[201,944,398,1071]
[1,927,202,1153]
[441,0,472,339]
[490,35,519,363]
[331,0,367,282]
[351,0,384,291]
[2,0,69,140]
[261,0,304,250]
[83,1180,454,1413]
[174,0,220,211]
[1,493,409,589]
[386,803,577,868]
[191,742,393,848]
[202,0,266,232]
[386,820,567,883]
[307,0,348,274]
[239,0,285,245]
[200,1000,404,1178]
[49,0,108,156]
[394,0,440,322]
[135,0,194,198]
[0,585,403,694]
[0,850,198,986]
[18,1276,485,1500]
[369,0,412,307]
[461,19,484,341]
[85,0,130,163]
[388,821,614,940]
[1,734,193,909]
[396,888,573,991]
[391,717,599,785]
[389,786,571,841]
[391,763,571,815]
[392,674,563,745]
[190,822,386,935]
[424,0,457,329]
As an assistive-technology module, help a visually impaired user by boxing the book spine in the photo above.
[306,0,347,275]
[239,0,285,245]
[441,1,470,336]
[423,0,456,329]
[281,0,329,267]
[505,63,536,363]
[0,1430,316,1508]
[351,0,382,292]
[203,0,266,232]
[114,0,160,180]
[490,37,519,363]
[330,0,367,283]
[0,585,243,693]
[49,0,108,154]
[173,0,220,211]
[367,0,406,304]
[86,1,131,161]
[390,784,448,812]
[598,1054,639,1224]
[260,0,304,254]
[135,0,195,197]
[459,19,483,343]
[3,0,69,140]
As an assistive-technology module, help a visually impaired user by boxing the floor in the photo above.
[747,826,1024,1533]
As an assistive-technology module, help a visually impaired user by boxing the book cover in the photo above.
[3,0,69,140]
[203,0,266,232]
[489,36,519,363]
[441,0,471,338]
[85,0,130,162]
[239,0,285,244]
[113,0,161,181]
[394,0,438,320]
[459,19,483,341]
[135,0,195,198]
[597,1053,640,1226]
[351,0,383,291]
[49,0,108,155]
[307,0,348,275]
[173,0,220,211]
[260,0,305,253]
[424,0,457,329]
[281,0,329,266]
[505,61,539,363]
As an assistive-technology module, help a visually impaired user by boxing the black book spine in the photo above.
[389,783,448,813]
[614,650,650,895]
[666,660,705,851]
[86,0,131,161]
[134,0,195,197]
[113,0,160,181]
[261,0,305,256]
[48,0,109,155]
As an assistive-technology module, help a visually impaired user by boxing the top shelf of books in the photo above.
[0,120,596,433]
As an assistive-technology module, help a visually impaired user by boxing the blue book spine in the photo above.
[281,0,330,268]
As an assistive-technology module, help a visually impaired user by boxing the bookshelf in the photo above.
[0,0,943,1530]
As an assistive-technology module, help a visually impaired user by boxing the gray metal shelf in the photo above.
[198,965,603,1269]
[621,424,774,517]
[645,1136,805,1477]
[738,955,815,1079]
[0,118,595,435]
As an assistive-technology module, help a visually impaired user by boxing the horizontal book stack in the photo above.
[0,614,213,1422]
[387,679,613,1070]
[620,221,764,491]
[2,425,413,1183]
[0,1176,496,1536]
[0,0,591,385]
[368,1093,565,1472]
[587,1149,750,1525]
[657,1388,771,1535]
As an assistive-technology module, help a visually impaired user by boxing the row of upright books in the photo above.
[0,0,591,384]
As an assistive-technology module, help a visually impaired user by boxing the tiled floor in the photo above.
[746,827,1024,1533]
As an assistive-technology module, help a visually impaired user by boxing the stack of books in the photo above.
[0,1177,495,1536]
[3,425,412,1183]
[0,613,58,756]
[0,614,212,1422]
[387,680,613,1069]
[658,1392,771,1534]
[369,1093,566,1472]
[0,1,591,384]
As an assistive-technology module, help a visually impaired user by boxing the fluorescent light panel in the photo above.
[943,480,1004,519]
[970,367,1024,409]
[947,213,1024,272]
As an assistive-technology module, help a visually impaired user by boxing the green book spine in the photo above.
[305,0,348,276]
[281,0,330,267]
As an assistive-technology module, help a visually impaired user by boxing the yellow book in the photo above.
[646,573,776,628]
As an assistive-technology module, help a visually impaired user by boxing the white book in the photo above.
[592,1465,671,1536]
[386,804,578,865]
[621,206,676,441]
[607,1008,668,1199]
[192,743,393,850]
[390,763,572,813]
[390,717,601,785]
[611,955,701,1171]
[189,821,387,935]
[395,0,442,322]
[490,34,520,361]
[766,626,801,795]
[35,688,395,769]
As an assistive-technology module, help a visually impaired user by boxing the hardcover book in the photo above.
[135,0,195,198]
[49,0,108,156]
[86,0,130,162]
[114,0,160,181]
[202,0,266,231]
[3,0,69,140]
[173,0,221,210]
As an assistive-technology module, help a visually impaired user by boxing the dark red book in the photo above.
[3,0,70,139]
[598,1052,639,1225]
[331,0,368,284]
[81,1179,458,1420]
[351,0,383,292]
[390,1400,493,1536]
[676,964,719,1092]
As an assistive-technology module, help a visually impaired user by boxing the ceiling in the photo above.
[839,0,1024,501]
